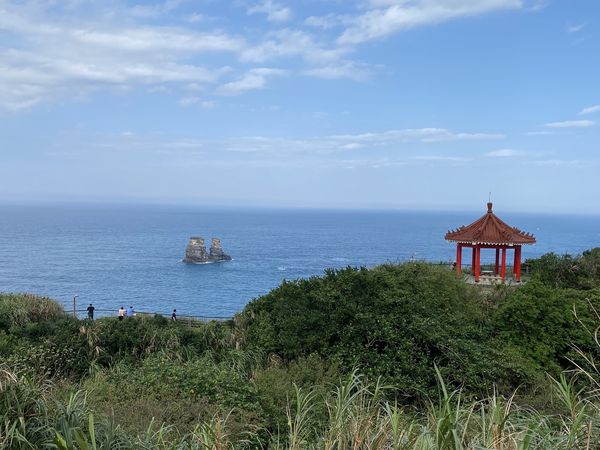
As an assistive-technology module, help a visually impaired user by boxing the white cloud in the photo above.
[0,47,231,110]
[248,1,292,22]
[420,131,505,142]
[71,28,242,53]
[98,126,506,158]
[414,155,471,162]
[178,97,215,108]
[485,148,519,157]
[0,0,545,111]
[218,68,286,95]
[340,158,408,169]
[188,13,205,23]
[240,29,348,64]
[303,61,372,81]
[544,120,595,128]
[526,130,554,136]
[337,0,523,45]
[340,143,363,150]
[330,128,504,144]
[0,2,241,110]
[567,23,585,33]
[580,105,600,115]
[527,0,548,12]
[529,159,584,167]
[304,14,349,29]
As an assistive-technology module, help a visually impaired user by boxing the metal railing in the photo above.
[65,261,534,321]
[72,308,231,327]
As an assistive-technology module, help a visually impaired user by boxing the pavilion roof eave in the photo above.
[444,202,536,245]
[445,239,535,246]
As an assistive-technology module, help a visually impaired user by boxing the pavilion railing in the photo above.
[457,263,532,276]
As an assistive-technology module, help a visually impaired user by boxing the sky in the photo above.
[0,0,599,213]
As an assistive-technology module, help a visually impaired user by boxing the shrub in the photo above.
[252,353,340,435]
[85,353,263,438]
[526,248,600,290]
[493,281,600,376]
[239,263,512,398]
[0,294,64,330]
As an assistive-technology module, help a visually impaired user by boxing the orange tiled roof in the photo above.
[445,202,536,245]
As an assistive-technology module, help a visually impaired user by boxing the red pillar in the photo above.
[515,246,522,282]
[512,246,518,281]
[501,246,507,282]
[471,246,476,275]
[456,244,462,278]
[494,248,500,276]
[475,245,480,283]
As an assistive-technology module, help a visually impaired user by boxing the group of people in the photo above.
[85,303,178,322]
[117,305,136,321]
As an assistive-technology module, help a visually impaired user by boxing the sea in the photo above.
[1,204,599,319]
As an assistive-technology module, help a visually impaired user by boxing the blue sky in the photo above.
[1,0,599,213]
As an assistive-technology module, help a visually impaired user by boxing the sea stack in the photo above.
[183,236,232,263]
[209,238,232,261]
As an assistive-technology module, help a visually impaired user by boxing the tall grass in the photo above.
[0,293,64,328]
[3,292,600,448]
[2,361,600,449]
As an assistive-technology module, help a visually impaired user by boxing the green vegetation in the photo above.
[2,248,600,448]
[525,248,600,290]
[240,263,508,397]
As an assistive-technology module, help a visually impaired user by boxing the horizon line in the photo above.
[0,199,599,218]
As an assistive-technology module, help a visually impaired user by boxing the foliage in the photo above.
[493,281,600,376]
[3,247,600,448]
[3,362,600,449]
[252,353,340,436]
[239,263,513,397]
[526,247,600,290]
[0,293,64,330]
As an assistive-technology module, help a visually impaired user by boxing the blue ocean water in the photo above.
[0,205,599,318]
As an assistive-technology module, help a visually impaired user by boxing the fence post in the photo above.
[73,295,78,318]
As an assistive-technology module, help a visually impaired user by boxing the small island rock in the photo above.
[183,236,232,263]
[209,238,232,261]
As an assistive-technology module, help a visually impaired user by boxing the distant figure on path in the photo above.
[118,306,125,321]
[87,303,95,320]
[127,305,135,317]
[171,309,177,321]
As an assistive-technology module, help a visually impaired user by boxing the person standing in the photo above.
[171,309,177,321]
[86,303,95,320]
[127,305,135,318]
[118,306,125,321]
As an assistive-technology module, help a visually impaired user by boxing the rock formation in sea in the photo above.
[183,237,232,263]
[209,238,232,261]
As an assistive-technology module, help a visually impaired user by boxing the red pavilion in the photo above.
[445,202,536,283]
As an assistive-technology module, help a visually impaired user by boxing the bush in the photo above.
[239,263,513,398]
[85,353,263,437]
[252,353,340,435]
[493,282,600,376]
[89,316,184,366]
[526,248,600,290]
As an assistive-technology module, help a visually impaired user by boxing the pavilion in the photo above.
[445,202,536,283]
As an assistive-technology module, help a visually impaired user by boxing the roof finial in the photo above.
[487,192,493,213]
